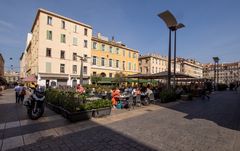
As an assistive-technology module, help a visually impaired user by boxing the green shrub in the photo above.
[160,90,177,103]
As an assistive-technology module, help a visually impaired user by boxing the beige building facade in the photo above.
[139,54,181,74]
[177,58,203,78]
[203,62,240,84]
[20,9,92,87]
[4,71,20,83]
[91,33,139,77]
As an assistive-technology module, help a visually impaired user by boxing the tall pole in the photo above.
[167,28,172,89]
[214,62,216,90]
[173,30,177,89]
[80,58,83,85]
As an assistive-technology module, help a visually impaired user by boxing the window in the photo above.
[116,48,119,54]
[140,67,142,73]
[92,56,97,65]
[146,67,148,73]
[152,59,154,64]
[123,61,125,70]
[47,16,52,25]
[128,62,131,70]
[60,64,65,73]
[109,73,113,78]
[156,67,158,73]
[61,21,65,29]
[46,62,51,73]
[152,67,154,73]
[102,44,105,51]
[83,66,87,74]
[93,42,97,49]
[116,60,119,68]
[60,50,65,59]
[133,53,136,58]
[128,51,131,58]
[101,58,105,66]
[123,50,125,56]
[84,54,87,58]
[73,65,77,74]
[109,59,112,67]
[134,63,136,71]
[93,72,97,76]
[84,40,88,48]
[74,25,78,33]
[46,48,51,57]
[109,46,112,53]
[73,53,77,61]
[84,28,88,36]
[46,30,52,40]
[73,37,78,46]
[61,34,66,43]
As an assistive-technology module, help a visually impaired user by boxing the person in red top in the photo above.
[76,84,85,94]
[111,87,120,108]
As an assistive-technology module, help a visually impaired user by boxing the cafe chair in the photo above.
[149,93,156,104]
[135,95,141,107]
[127,95,134,110]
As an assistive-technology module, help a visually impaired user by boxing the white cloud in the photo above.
[0,20,15,32]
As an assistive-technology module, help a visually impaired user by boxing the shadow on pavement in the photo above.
[8,120,157,151]
[156,91,240,131]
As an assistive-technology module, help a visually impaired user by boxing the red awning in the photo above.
[23,75,37,82]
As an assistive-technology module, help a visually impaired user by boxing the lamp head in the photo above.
[158,10,177,29]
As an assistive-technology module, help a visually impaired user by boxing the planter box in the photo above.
[92,107,111,118]
[61,109,93,122]
[46,102,62,114]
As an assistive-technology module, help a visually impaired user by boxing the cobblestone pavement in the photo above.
[0,89,240,151]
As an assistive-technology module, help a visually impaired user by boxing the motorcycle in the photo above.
[24,90,45,120]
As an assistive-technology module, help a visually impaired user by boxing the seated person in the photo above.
[111,87,120,108]
[145,86,153,97]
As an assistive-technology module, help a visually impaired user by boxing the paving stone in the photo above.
[2,136,24,151]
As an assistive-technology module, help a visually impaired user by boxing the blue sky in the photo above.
[0,0,240,71]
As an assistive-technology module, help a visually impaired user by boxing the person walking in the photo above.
[14,84,20,103]
[19,84,26,104]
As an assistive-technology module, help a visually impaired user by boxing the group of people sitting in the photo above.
[111,85,154,108]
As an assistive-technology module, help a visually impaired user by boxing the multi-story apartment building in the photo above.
[91,33,139,77]
[177,58,203,78]
[139,54,167,74]
[203,62,240,84]
[139,54,181,74]
[4,71,20,83]
[20,9,92,87]
[0,53,4,77]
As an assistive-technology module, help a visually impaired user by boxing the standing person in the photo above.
[14,84,20,103]
[19,84,26,104]
[76,84,85,94]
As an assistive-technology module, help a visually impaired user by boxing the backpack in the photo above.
[21,89,26,95]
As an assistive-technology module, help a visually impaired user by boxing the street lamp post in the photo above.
[213,57,219,90]
[173,23,185,89]
[158,10,184,89]
[76,55,88,85]
[158,10,177,89]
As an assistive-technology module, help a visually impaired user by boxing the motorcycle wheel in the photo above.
[27,105,44,120]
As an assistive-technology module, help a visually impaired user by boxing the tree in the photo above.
[90,74,102,85]
[113,72,126,86]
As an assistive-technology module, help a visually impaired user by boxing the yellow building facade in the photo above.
[91,33,139,77]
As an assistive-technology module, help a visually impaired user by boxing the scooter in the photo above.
[24,91,45,120]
